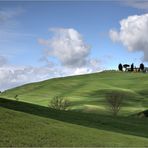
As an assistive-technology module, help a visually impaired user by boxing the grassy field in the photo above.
[1,71,148,116]
[0,98,148,147]
[0,71,148,146]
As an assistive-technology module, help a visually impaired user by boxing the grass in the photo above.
[1,71,148,116]
[0,98,148,147]
[0,71,148,146]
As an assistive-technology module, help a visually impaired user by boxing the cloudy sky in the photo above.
[0,1,148,91]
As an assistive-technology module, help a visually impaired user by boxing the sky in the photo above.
[0,0,148,90]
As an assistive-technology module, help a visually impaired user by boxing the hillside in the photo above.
[0,98,148,147]
[1,71,148,116]
[1,71,148,146]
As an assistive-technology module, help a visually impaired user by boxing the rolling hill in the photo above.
[0,98,148,147]
[0,71,148,146]
[1,71,148,116]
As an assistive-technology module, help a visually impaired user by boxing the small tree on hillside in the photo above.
[49,96,70,110]
[140,63,144,72]
[106,91,124,116]
[14,94,19,101]
[118,63,123,71]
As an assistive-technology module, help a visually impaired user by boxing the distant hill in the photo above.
[1,71,148,116]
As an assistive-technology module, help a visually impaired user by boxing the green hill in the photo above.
[1,71,148,116]
[0,98,148,147]
[0,71,148,146]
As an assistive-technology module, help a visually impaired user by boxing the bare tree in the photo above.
[106,91,124,116]
[49,96,70,110]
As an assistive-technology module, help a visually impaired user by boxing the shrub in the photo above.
[49,96,70,110]
[14,95,19,101]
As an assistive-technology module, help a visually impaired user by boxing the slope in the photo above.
[0,98,148,147]
[1,71,148,115]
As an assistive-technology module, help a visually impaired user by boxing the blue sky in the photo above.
[0,1,148,90]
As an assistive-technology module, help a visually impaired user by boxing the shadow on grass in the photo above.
[0,97,148,139]
[83,89,137,100]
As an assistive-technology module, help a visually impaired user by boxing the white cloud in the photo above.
[0,62,102,91]
[109,13,148,61]
[0,7,34,44]
[39,28,102,76]
[123,1,148,10]
[0,64,57,91]
[0,27,102,91]
[0,7,23,28]
[39,28,91,68]
[0,56,8,66]
[0,54,60,91]
[109,30,119,42]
